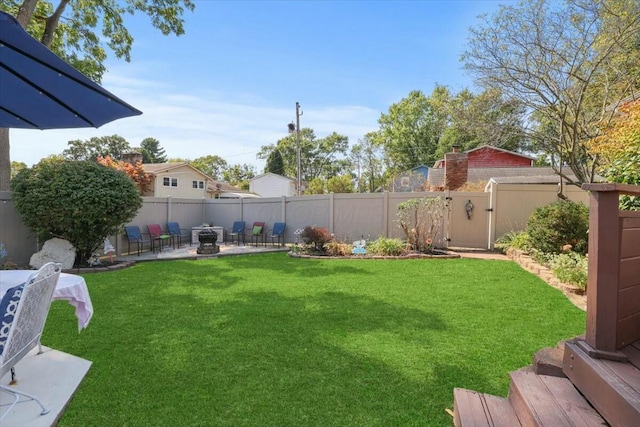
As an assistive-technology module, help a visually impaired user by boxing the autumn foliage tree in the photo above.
[589,98,640,210]
[97,156,153,194]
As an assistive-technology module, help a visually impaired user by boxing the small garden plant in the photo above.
[397,196,445,253]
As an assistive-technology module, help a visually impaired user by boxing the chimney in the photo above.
[444,150,468,190]
[122,151,143,165]
[452,145,460,153]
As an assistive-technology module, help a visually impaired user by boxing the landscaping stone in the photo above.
[30,237,75,270]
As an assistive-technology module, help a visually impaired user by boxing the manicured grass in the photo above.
[44,253,585,426]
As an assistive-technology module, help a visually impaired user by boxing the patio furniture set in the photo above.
[124,221,286,256]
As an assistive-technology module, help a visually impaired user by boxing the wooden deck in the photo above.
[454,184,640,426]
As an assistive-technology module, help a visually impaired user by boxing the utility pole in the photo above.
[295,102,302,196]
[287,102,303,196]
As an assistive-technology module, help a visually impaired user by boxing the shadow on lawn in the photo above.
[47,271,496,427]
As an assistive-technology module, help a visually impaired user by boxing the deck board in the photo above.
[564,340,640,426]
[453,388,520,427]
[509,368,605,426]
[626,339,640,370]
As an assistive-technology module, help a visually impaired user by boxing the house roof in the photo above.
[486,176,577,185]
[142,162,213,179]
[432,145,537,168]
[464,144,536,160]
[249,172,296,182]
[427,166,563,187]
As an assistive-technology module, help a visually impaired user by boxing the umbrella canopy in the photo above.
[0,11,142,129]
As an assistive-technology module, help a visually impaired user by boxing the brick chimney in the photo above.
[122,151,143,165]
[444,150,468,190]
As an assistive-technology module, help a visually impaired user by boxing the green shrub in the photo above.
[367,237,406,256]
[11,160,142,266]
[549,252,588,290]
[526,200,589,255]
[494,231,531,253]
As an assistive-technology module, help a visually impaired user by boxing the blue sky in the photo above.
[11,0,508,171]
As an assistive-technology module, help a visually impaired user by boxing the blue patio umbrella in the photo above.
[0,11,142,129]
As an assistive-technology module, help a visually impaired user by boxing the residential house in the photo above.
[249,172,296,197]
[391,165,430,192]
[428,145,542,190]
[139,162,253,199]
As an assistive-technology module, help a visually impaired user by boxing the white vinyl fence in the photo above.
[0,183,589,265]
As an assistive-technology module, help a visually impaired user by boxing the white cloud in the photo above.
[10,67,380,171]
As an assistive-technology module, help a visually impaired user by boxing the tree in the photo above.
[10,161,27,179]
[326,175,354,193]
[97,155,153,194]
[462,0,640,185]
[589,98,640,209]
[11,160,142,266]
[190,155,228,180]
[350,133,385,192]
[437,88,527,158]
[374,87,450,173]
[257,129,350,182]
[62,135,131,161]
[0,0,195,190]
[305,177,326,195]
[223,163,256,189]
[265,148,285,175]
[139,137,167,163]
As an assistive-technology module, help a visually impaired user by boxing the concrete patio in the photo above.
[0,347,91,427]
[115,242,290,263]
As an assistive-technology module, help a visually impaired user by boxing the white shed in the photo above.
[249,173,296,197]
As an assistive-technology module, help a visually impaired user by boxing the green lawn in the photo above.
[44,253,585,426]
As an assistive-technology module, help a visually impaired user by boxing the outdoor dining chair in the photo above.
[268,222,286,247]
[0,262,61,422]
[124,225,150,256]
[227,221,246,245]
[247,221,266,246]
[147,224,171,253]
[166,222,186,248]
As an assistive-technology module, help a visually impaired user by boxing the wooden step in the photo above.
[453,388,521,427]
[564,339,640,427]
[509,367,606,426]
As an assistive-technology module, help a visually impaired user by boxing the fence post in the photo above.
[281,195,287,222]
[487,181,497,250]
[329,192,335,234]
[383,191,389,238]
[443,189,451,248]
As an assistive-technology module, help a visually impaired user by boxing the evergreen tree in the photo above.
[265,148,285,175]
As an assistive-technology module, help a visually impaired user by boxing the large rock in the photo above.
[30,238,76,270]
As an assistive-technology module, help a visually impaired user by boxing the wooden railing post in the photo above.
[581,183,640,359]
[584,187,620,353]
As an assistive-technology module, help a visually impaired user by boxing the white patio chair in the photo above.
[0,262,61,422]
